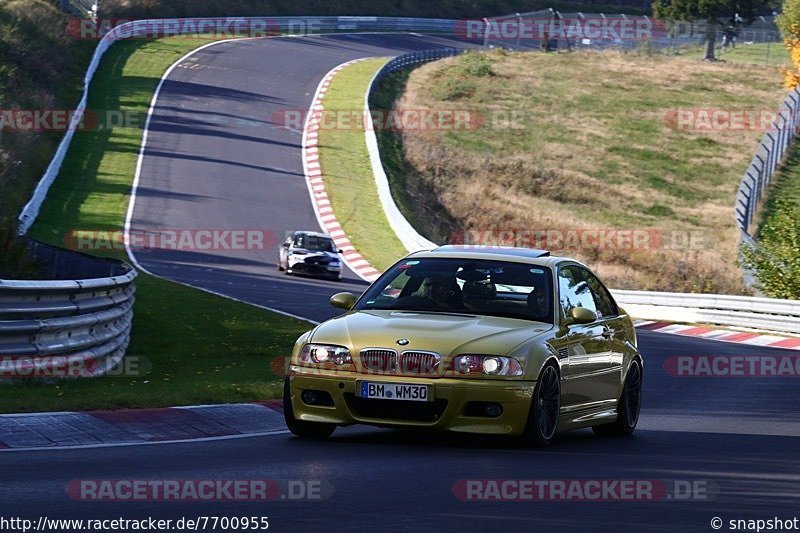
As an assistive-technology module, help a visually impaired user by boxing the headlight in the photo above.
[450,355,522,376]
[299,343,352,366]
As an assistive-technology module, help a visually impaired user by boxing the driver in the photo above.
[422,276,459,307]
[391,273,463,309]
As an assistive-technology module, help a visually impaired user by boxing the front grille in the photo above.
[398,351,440,374]
[345,394,448,422]
[360,349,397,372]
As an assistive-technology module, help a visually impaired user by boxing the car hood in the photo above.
[310,309,552,360]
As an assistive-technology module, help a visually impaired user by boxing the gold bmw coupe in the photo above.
[283,246,643,445]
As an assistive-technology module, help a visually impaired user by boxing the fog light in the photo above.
[484,402,503,417]
[301,390,319,405]
[464,401,504,418]
[300,389,334,406]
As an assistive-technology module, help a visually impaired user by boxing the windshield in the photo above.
[294,234,335,252]
[356,257,554,323]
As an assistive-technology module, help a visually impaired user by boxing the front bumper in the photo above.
[288,259,341,278]
[288,372,536,435]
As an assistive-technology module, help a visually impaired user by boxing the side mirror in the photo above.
[338,249,344,254]
[330,292,357,310]
[566,306,596,325]
[282,242,290,248]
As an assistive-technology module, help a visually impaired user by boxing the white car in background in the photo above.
[278,231,343,281]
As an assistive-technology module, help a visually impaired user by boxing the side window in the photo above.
[580,267,618,318]
[557,265,598,319]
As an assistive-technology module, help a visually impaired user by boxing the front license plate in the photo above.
[359,381,430,401]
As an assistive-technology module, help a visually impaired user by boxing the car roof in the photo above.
[292,230,332,239]
[408,245,580,269]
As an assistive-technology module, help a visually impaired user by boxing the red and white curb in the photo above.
[302,58,382,283]
[635,321,800,350]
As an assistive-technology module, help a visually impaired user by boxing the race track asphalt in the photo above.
[2,34,797,533]
[1,331,798,531]
[128,33,476,322]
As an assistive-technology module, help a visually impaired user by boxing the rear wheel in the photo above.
[593,359,642,436]
[522,361,560,446]
[283,378,336,439]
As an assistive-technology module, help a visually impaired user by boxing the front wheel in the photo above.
[593,359,642,436]
[522,361,561,446]
[283,378,336,439]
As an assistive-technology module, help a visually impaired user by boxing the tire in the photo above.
[522,361,561,446]
[593,359,642,436]
[283,378,336,439]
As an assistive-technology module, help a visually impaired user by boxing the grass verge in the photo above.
[317,57,409,271]
[741,140,800,299]
[0,36,311,414]
[381,49,788,293]
[716,42,790,68]
[759,145,800,224]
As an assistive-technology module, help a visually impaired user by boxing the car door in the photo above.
[557,264,618,413]
[579,266,627,385]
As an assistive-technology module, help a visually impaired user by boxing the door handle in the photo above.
[601,326,613,339]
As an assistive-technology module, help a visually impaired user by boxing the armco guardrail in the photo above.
[365,48,464,252]
[735,87,800,245]
[0,242,137,379]
[17,16,463,235]
[612,289,800,334]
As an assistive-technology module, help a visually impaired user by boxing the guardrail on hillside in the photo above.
[611,289,800,334]
[364,48,465,252]
[735,87,800,244]
[0,242,137,380]
[17,16,464,235]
